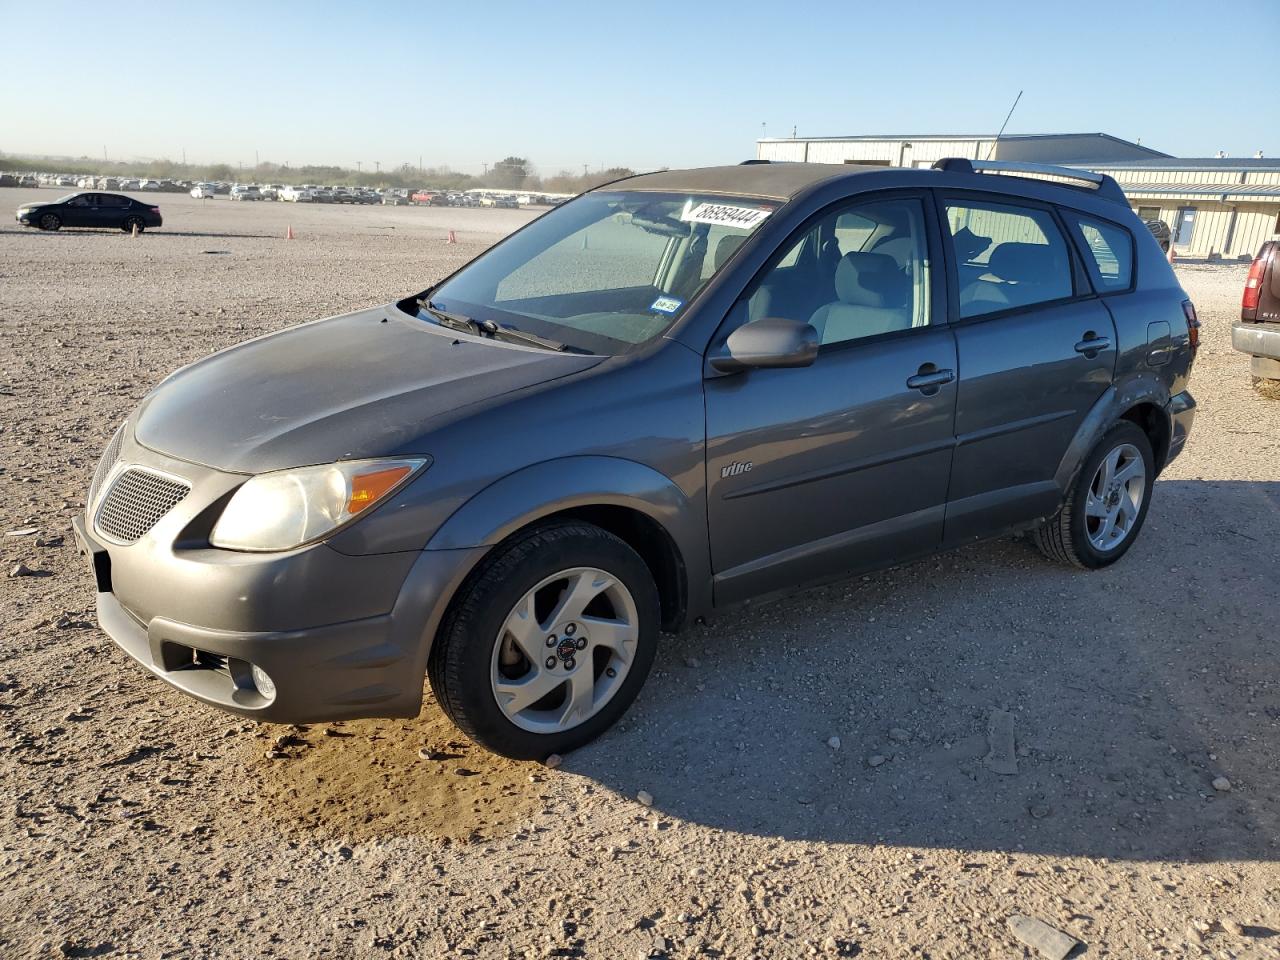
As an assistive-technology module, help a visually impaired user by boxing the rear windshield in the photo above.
[417,190,778,354]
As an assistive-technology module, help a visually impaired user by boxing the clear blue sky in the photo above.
[3,0,1276,173]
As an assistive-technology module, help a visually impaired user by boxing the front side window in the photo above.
[424,192,778,354]
[1067,215,1133,291]
[944,201,1074,318]
[745,197,932,346]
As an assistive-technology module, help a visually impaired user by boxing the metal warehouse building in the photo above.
[756,133,1280,259]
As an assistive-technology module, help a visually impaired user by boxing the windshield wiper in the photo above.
[476,318,574,353]
[417,298,480,335]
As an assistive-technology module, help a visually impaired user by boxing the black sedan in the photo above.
[14,192,163,233]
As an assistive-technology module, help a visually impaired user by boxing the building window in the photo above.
[1136,206,1160,222]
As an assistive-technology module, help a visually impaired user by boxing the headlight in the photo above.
[209,457,428,552]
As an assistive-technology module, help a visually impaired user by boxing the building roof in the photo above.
[1071,157,1280,172]
[1117,181,1280,200]
[757,132,1170,157]
[618,163,860,200]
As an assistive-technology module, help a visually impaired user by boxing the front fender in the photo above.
[426,456,711,620]
[1053,374,1173,492]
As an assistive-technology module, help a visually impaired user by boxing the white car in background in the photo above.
[190,183,217,199]
[229,184,262,201]
[259,184,283,201]
[279,186,312,202]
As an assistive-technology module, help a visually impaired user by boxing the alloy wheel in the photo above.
[1085,442,1145,551]
[489,567,639,734]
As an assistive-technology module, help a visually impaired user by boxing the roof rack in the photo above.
[740,159,772,165]
[931,158,1128,204]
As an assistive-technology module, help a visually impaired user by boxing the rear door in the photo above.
[938,195,1117,543]
[705,192,958,604]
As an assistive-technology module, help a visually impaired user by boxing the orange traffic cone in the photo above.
[445,230,457,245]
[286,224,295,240]
[130,222,139,238]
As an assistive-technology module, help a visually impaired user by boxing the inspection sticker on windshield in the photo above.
[680,202,773,231]
[650,296,684,314]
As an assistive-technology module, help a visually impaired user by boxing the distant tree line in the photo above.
[0,151,641,194]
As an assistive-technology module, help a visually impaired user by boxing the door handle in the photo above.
[1074,334,1112,355]
[906,367,955,391]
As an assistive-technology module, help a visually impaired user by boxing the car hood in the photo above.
[134,304,604,474]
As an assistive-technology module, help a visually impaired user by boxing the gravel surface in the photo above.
[2,191,1277,959]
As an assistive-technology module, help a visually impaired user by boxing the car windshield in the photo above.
[415,191,779,354]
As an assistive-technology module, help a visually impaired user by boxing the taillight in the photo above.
[1183,300,1200,353]
[149,207,160,214]
[1242,256,1266,318]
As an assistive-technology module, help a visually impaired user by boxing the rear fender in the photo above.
[1054,375,1173,493]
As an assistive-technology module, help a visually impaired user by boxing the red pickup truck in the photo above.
[411,190,442,206]
[1233,239,1280,397]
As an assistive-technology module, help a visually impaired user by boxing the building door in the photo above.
[1174,207,1197,249]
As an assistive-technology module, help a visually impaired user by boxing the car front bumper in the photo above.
[1233,321,1280,378]
[72,432,486,723]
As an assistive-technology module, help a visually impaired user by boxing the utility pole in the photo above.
[761,122,767,140]
[357,161,362,172]
[255,149,259,167]
[182,147,186,165]
[103,145,108,162]
[374,160,379,173]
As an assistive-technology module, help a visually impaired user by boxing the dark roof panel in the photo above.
[611,163,858,200]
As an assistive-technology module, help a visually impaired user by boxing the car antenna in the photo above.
[985,90,1023,160]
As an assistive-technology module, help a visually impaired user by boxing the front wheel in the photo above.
[429,521,660,759]
[1034,420,1154,569]
[38,213,61,231]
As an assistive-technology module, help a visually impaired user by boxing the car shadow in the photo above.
[562,478,1279,863]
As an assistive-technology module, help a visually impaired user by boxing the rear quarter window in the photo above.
[1067,215,1134,292]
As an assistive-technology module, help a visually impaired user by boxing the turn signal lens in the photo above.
[210,457,428,551]
[1243,256,1266,317]
[347,466,413,514]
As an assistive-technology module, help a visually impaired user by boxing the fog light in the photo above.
[250,664,276,699]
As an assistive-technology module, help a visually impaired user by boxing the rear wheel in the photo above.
[1034,421,1154,569]
[38,213,61,231]
[429,521,659,759]
[122,216,145,234]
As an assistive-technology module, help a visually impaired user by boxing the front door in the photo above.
[62,193,97,227]
[705,193,958,605]
[939,196,1118,543]
[1174,207,1197,249]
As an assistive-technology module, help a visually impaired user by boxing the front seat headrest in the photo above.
[834,252,908,307]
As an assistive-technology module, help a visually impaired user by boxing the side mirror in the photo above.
[709,317,819,373]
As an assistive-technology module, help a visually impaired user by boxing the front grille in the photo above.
[87,423,125,508]
[95,467,191,544]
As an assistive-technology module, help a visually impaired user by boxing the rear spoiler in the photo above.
[932,158,1128,204]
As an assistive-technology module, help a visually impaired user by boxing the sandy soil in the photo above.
[1,190,1277,959]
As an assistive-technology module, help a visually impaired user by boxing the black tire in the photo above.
[38,213,61,231]
[428,521,660,760]
[1251,376,1280,400]
[1033,420,1155,570]
[122,216,145,234]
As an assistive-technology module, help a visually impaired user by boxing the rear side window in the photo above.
[1066,215,1133,292]
[944,201,1074,318]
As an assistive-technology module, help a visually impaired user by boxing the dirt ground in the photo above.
[1,189,1277,959]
